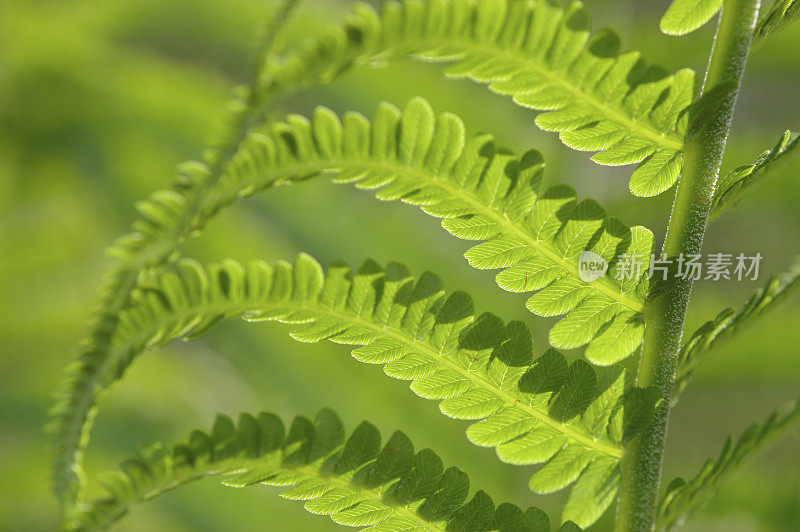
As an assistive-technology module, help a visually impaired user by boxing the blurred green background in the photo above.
[2,0,799,530]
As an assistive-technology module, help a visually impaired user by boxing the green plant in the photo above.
[47,0,800,530]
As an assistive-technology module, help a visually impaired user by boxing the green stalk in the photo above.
[614,1,760,530]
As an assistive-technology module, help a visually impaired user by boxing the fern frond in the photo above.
[47,88,252,509]
[62,254,660,528]
[260,0,694,196]
[224,98,654,365]
[657,400,800,530]
[49,99,658,518]
[710,130,800,220]
[71,408,579,532]
[754,0,800,45]
[674,256,800,399]
[51,0,686,501]
[47,2,302,508]
[660,0,723,36]
[252,0,303,68]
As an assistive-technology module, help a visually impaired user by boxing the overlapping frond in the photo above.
[223,98,654,364]
[657,400,800,530]
[49,99,657,521]
[710,130,800,220]
[63,254,659,528]
[660,0,723,36]
[51,0,685,506]
[71,408,579,532]
[754,0,800,45]
[674,256,800,399]
[260,0,694,196]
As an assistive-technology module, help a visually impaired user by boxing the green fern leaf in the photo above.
[223,99,652,364]
[259,0,693,195]
[51,0,689,509]
[710,130,800,220]
[50,0,688,501]
[657,400,800,530]
[754,0,800,45]
[674,256,800,400]
[49,100,658,516]
[628,148,684,197]
[660,0,724,36]
[70,408,576,531]
[60,254,660,528]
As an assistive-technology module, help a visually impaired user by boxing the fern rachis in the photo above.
[48,0,800,531]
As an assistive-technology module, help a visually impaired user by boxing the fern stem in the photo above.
[614,1,760,530]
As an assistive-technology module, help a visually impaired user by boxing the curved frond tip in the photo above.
[71,408,582,531]
[260,0,694,196]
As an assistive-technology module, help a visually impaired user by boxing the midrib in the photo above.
[100,450,440,531]
[252,158,645,313]
[306,305,625,458]
[406,166,646,313]
[100,297,624,460]
[399,37,686,152]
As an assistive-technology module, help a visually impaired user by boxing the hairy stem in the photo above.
[614,1,760,530]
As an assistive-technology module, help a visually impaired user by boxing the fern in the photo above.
[71,408,581,531]
[48,0,800,530]
[47,94,254,515]
[660,0,724,36]
[259,0,694,197]
[74,253,658,527]
[710,130,800,220]
[52,0,692,505]
[252,0,302,67]
[223,98,653,364]
[674,256,800,399]
[49,98,656,517]
[657,400,800,530]
[754,0,800,45]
